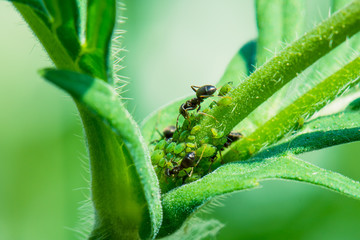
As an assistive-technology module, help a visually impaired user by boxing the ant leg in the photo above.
[186,168,194,177]
[198,112,219,122]
[219,151,224,164]
[191,85,201,93]
[194,146,207,167]
[176,114,181,129]
[207,155,217,173]
[196,104,201,112]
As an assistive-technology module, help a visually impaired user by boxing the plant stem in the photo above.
[255,0,283,65]
[195,1,360,145]
[224,56,360,161]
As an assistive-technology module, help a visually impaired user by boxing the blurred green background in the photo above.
[0,0,359,239]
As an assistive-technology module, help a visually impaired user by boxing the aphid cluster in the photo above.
[151,82,241,191]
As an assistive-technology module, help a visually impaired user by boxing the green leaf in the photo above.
[257,107,360,158]
[79,0,116,81]
[40,69,162,239]
[224,56,360,162]
[159,155,360,237]
[195,1,360,143]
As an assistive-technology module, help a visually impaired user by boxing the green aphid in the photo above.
[185,174,201,183]
[154,139,167,150]
[165,142,177,153]
[211,128,224,138]
[296,117,305,129]
[185,147,192,153]
[174,157,182,164]
[174,143,186,154]
[180,151,186,157]
[187,135,196,142]
[202,108,209,113]
[158,157,166,167]
[200,136,210,144]
[182,118,192,129]
[165,161,174,170]
[212,136,227,146]
[178,171,187,178]
[196,144,217,158]
[179,130,189,142]
[248,145,256,155]
[191,125,201,135]
[217,97,232,106]
[172,131,179,140]
[151,150,165,165]
[186,142,196,149]
[218,82,233,96]
[166,153,174,160]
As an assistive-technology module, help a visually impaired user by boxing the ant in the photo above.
[224,131,243,148]
[157,125,176,140]
[151,125,176,145]
[177,85,217,128]
[165,151,196,177]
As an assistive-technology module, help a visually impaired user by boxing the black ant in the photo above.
[165,151,196,177]
[177,85,217,128]
[151,125,176,145]
[158,125,176,140]
[224,131,243,148]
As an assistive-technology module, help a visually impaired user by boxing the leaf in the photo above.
[40,69,162,239]
[78,0,116,81]
[159,155,360,237]
[141,40,255,144]
[257,107,360,158]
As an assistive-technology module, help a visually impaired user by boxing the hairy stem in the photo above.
[224,56,360,161]
[195,1,360,145]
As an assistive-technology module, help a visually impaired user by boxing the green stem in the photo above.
[224,56,360,162]
[255,0,283,65]
[13,3,146,238]
[282,0,305,43]
[195,1,360,145]
[14,3,76,70]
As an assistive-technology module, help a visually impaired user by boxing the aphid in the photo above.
[218,82,233,96]
[176,85,217,128]
[166,152,196,176]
